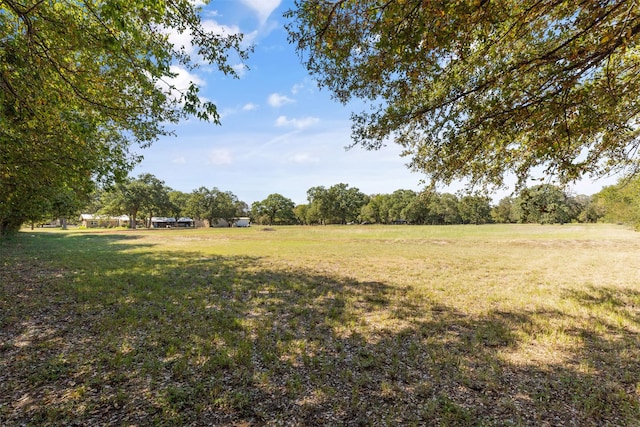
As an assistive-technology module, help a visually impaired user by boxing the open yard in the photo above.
[1,224,639,426]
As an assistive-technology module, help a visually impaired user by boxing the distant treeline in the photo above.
[25,173,640,230]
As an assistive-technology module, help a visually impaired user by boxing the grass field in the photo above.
[1,224,639,426]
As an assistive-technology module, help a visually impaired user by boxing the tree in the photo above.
[491,197,517,224]
[565,194,600,223]
[139,176,173,228]
[430,193,461,225]
[185,187,210,224]
[235,200,249,218]
[306,186,331,224]
[186,187,241,226]
[300,203,323,225]
[50,187,88,229]
[327,183,369,224]
[404,191,434,225]
[168,190,190,220]
[306,184,368,224]
[210,190,241,226]
[101,173,171,229]
[1,1,247,234]
[287,1,640,190]
[294,204,311,225]
[21,192,53,230]
[360,194,385,224]
[251,194,297,225]
[458,195,493,225]
[514,184,572,224]
[101,179,145,229]
[575,195,605,223]
[385,189,417,223]
[593,176,640,227]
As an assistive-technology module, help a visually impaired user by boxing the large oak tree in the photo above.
[0,0,247,233]
[286,0,640,189]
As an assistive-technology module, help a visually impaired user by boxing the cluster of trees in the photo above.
[86,175,249,229]
[19,167,640,229]
[296,184,603,226]
[593,176,640,229]
[50,175,629,229]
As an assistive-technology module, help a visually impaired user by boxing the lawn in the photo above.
[1,224,639,426]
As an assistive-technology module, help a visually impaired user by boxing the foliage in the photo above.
[251,194,297,225]
[491,186,602,225]
[101,173,172,229]
[185,187,242,226]
[168,190,190,220]
[293,203,311,225]
[286,0,640,189]
[87,178,605,228]
[593,175,640,228]
[0,0,247,234]
[491,197,517,224]
[429,193,462,225]
[458,195,493,225]
[514,184,572,224]
[359,193,385,224]
[49,187,89,229]
[403,191,433,224]
[381,190,417,223]
[307,183,369,224]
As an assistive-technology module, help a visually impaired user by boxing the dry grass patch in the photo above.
[1,224,639,425]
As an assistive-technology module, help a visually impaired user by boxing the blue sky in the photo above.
[132,0,617,206]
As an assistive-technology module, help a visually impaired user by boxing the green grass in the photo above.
[1,224,639,425]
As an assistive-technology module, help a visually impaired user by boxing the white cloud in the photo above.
[207,149,233,165]
[172,156,187,164]
[239,0,281,25]
[291,83,304,95]
[241,29,260,47]
[202,19,242,38]
[275,115,320,129]
[289,153,319,164]
[231,63,249,77]
[242,103,258,111]
[268,93,294,107]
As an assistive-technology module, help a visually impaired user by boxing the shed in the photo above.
[80,214,130,228]
[151,217,176,228]
[151,217,194,228]
[175,217,195,227]
[234,217,251,227]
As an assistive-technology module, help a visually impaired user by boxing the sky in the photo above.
[132,0,618,207]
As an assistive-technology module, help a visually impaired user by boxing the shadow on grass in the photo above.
[1,232,639,425]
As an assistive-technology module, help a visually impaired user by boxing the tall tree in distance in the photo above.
[101,174,171,229]
[251,194,297,225]
[185,187,241,227]
[286,1,640,190]
[0,0,248,234]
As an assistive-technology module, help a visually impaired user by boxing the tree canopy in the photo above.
[101,173,172,229]
[286,0,640,190]
[185,187,242,226]
[0,0,247,233]
[251,193,297,225]
[306,183,368,224]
